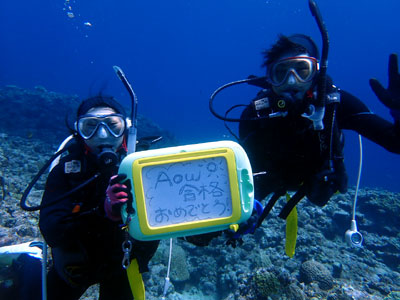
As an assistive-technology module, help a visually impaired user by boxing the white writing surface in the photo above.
[141,156,233,227]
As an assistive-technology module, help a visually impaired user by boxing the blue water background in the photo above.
[1,0,400,191]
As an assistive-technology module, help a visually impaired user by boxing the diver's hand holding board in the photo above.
[119,141,254,240]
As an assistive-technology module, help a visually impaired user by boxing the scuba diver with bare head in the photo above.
[239,36,400,219]
[209,0,400,247]
[37,95,160,300]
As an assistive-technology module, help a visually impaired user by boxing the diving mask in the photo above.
[268,56,319,87]
[77,114,126,140]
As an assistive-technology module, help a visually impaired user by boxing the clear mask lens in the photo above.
[269,56,318,86]
[77,114,126,139]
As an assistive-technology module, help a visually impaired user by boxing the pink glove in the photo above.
[105,174,129,221]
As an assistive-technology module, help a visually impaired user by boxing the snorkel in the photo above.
[301,0,329,130]
[113,66,138,154]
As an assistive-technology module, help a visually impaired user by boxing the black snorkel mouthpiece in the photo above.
[304,0,329,130]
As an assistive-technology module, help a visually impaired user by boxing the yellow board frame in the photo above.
[119,141,254,240]
[132,148,240,234]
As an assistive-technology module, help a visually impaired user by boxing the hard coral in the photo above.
[299,260,334,290]
[252,268,281,299]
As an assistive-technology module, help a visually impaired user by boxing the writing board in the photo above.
[119,141,254,240]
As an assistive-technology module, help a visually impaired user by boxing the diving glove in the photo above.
[369,53,400,121]
[105,174,130,221]
[225,199,263,248]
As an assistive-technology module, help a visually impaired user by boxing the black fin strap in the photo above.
[256,190,286,228]
[278,186,307,220]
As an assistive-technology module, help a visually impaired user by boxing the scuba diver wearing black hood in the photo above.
[238,34,400,221]
[38,95,159,300]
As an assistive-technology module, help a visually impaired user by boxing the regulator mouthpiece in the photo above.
[345,220,363,248]
[97,146,118,171]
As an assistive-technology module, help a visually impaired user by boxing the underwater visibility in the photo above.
[1,0,400,299]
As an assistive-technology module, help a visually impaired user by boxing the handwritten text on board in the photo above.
[142,156,233,227]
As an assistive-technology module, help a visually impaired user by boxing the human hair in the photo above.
[262,34,319,67]
[77,95,127,118]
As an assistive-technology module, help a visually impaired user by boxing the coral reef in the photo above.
[299,260,334,290]
[1,86,400,299]
[251,268,281,299]
[0,85,177,148]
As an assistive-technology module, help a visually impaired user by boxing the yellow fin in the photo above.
[285,193,298,258]
[127,258,146,300]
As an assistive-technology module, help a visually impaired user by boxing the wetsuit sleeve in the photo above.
[338,89,400,154]
[181,231,223,247]
[39,162,78,248]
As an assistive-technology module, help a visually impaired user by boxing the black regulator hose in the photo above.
[20,146,68,211]
[209,76,268,122]
[309,0,329,108]
[22,173,100,212]
[20,144,100,211]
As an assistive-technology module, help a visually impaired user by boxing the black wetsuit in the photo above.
[39,138,159,300]
[239,86,400,208]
